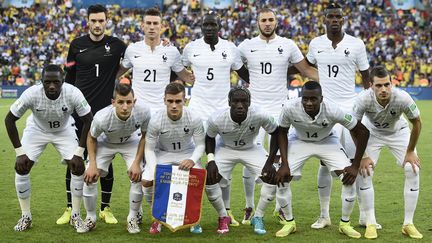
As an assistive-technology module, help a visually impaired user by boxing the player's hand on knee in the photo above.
[342,165,358,185]
[275,163,291,187]
[403,151,420,174]
[359,157,374,177]
[15,155,33,175]
[206,161,220,185]
[84,164,100,184]
[69,155,85,176]
[128,162,142,182]
[261,163,277,184]
[179,159,194,171]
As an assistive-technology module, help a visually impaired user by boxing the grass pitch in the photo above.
[0,98,431,242]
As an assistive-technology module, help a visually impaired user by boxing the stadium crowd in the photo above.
[0,0,431,87]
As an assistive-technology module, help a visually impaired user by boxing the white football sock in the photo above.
[242,167,256,209]
[356,167,376,225]
[221,183,231,209]
[317,164,332,218]
[403,164,420,225]
[206,184,227,217]
[83,182,97,221]
[15,173,31,217]
[341,181,356,222]
[255,183,276,217]
[128,182,143,220]
[276,183,293,220]
[70,174,84,216]
[142,186,153,205]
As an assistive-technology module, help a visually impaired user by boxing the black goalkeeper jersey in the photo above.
[65,35,126,113]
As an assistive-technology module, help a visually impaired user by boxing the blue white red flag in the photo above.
[152,164,206,232]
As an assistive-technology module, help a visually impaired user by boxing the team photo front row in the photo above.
[5,64,422,239]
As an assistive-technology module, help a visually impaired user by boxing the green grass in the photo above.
[0,98,431,242]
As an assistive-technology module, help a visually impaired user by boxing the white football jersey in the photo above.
[353,88,420,136]
[182,37,243,120]
[145,107,205,162]
[10,83,90,132]
[306,34,369,109]
[238,36,304,117]
[207,105,277,150]
[90,104,151,144]
[122,41,184,111]
[279,98,357,142]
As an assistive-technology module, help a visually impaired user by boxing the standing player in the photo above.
[119,7,195,113]
[305,3,371,229]
[4,64,92,231]
[142,82,205,234]
[205,87,280,234]
[353,66,422,239]
[272,81,369,238]
[182,11,249,123]
[76,83,151,233]
[62,4,127,225]
[236,8,319,225]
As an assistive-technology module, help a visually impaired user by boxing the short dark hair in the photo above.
[113,83,134,98]
[257,8,276,20]
[165,82,185,96]
[325,2,342,15]
[370,65,390,83]
[302,81,322,93]
[42,64,64,78]
[87,4,107,19]
[203,11,221,25]
[144,7,162,18]
[228,86,251,103]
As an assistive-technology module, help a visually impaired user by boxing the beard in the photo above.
[259,25,276,38]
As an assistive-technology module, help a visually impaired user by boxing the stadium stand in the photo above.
[0,0,430,87]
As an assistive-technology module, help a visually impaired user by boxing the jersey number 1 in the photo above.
[95,64,99,77]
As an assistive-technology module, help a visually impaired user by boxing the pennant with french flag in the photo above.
[152,164,207,232]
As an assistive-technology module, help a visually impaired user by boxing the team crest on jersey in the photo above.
[104,43,112,56]
[278,46,283,54]
[390,109,397,116]
[135,123,141,129]
[321,120,328,127]
[184,126,190,134]
[344,48,350,57]
[162,53,168,62]
[62,105,68,112]
[249,125,255,131]
[222,51,227,59]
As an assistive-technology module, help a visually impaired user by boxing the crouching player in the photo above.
[142,82,205,234]
[77,83,151,233]
[5,64,92,231]
[353,66,423,239]
[273,81,370,238]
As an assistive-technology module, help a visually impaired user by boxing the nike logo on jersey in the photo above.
[293,120,301,122]
[193,54,200,57]
[317,50,324,53]
[36,108,45,111]
[160,131,169,134]
[19,189,30,193]
[221,131,230,134]
[410,188,419,191]
[250,49,258,52]
[79,48,88,53]
[366,111,376,113]
[134,55,141,58]
[107,130,115,133]
[359,187,371,190]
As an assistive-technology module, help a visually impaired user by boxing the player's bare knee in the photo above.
[141,180,153,188]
